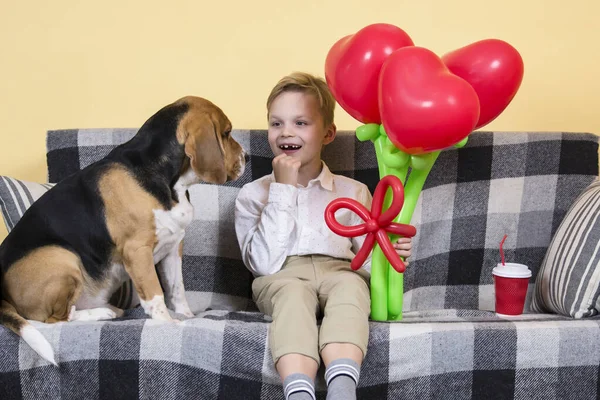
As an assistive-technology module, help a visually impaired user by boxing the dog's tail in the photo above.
[0,299,57,366]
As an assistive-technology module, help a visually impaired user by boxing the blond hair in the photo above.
[266,72,336,127]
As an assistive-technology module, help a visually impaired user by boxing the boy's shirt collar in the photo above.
[312,161,333,191]
[269,161,334,191]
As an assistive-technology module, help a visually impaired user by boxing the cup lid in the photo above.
[492,262,532,278]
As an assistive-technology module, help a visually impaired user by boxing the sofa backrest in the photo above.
[46,129,599,312]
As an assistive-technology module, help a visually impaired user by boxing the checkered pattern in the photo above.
[0,309,598,399]
[0,129,597,399]
[44,129,600,313]
[403,132,599,313]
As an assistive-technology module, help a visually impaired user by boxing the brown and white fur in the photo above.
[0,96,246,365]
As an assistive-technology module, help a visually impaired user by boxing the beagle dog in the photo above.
[0,96,246,365]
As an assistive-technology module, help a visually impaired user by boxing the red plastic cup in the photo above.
[492,263,531,317]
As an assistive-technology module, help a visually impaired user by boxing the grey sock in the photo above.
[283,373,316,400]
[325,358,360,400]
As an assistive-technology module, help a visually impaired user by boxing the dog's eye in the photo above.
[223,130,231,137]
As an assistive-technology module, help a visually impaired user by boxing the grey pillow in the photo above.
[532,180,600,318]
[0,176,54,231]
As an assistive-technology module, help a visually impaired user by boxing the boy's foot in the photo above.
[283,373,316,400]
[325,358,360,400]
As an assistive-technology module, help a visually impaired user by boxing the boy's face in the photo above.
[267,91,335,168]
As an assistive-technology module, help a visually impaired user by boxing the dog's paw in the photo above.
[151,311,174,322]
[68,307,118,322]
[141,295,171,320]
[174,303,194,318]
[92,308,118,320]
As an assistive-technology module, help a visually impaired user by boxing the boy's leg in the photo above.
[322,352,361,400]
[252,258,320,399]
[317,259,370,400]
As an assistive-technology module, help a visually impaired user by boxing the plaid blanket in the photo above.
[0,129,597,399]
[45,129,599,313]
[1,309,598,399]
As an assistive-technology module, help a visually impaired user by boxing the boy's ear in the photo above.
[323,123,337,145]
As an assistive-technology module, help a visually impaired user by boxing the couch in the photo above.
[0,128,598,399]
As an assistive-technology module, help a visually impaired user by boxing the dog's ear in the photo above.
[183,113,228,184]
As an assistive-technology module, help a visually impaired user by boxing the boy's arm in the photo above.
[235,183,298,276]
[350,185,373,273]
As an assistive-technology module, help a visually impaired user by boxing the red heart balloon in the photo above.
[379,47,480,154]
[442,39,524,129]
[325,23,414,124]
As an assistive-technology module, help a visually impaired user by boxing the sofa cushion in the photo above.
[44,129,600,313]
[0,309,598,399]
[403,132,599,312]
[532,179,600,317]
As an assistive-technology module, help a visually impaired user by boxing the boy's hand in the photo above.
[394,237,412,267]
[273,154,301,186]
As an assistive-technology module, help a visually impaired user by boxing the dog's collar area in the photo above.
[173,168,198,192]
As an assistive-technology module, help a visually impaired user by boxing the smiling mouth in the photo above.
[279,144,302,150]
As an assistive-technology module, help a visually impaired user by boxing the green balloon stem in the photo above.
[371,132,410,320]
[358,124,442,321]
[387,150,440,318]
[370,244,388,321]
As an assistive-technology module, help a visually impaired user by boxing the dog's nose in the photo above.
[244,153,250,163]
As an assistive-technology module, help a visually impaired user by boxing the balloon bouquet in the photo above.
[323,23,524,321]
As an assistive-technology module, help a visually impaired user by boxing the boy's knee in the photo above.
[325,275,370,315]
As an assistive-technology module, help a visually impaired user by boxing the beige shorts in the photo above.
[252,255,370,366]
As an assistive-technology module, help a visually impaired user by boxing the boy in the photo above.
[234,72,412,400]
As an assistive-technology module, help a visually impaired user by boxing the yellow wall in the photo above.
[1,0,599,240]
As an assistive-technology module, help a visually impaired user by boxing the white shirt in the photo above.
[234,162,373,277]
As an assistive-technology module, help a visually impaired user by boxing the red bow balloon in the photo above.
[379,46,481,154]
[325,23,414,124]
[324,175,416,273]
[442,39,524,129]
